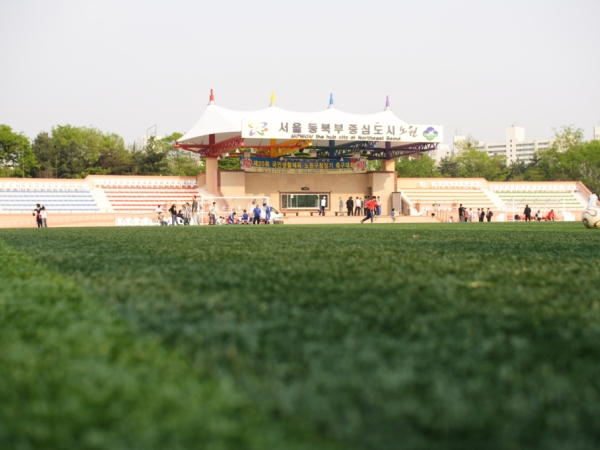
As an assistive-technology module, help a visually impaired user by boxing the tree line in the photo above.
[0,124,204,179]
[1,124,598,191]
[396,126,600,192]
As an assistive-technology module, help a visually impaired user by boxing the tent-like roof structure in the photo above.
[176,91,443,160]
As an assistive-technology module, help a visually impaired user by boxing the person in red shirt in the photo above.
[546,210,557,221]
[361,196,377,224]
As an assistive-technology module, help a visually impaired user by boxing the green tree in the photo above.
[163,132,204,176]
[32,132,56,178]
[438,155,460,178]
[131,136,169,175]
[561,140,600,192]
[367,160,382,171]
[395,154,439,178]
[0,125,38,177]
[32,125,128,178]
[455,147,508,180]
[218,157,241,170]
[550,125,584,152]
[507,159,528,181]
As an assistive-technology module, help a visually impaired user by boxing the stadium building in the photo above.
[0,92,593,227]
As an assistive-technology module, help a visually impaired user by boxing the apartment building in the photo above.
[454,126,551,164]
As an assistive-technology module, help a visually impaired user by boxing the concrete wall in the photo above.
[218,170,397,214]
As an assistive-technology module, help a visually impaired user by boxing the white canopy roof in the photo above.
[178,99,442,150]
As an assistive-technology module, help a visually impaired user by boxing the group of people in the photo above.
[521,205,557,221]
[157,195,202,226]
[211,203,272,225]
[33,204,48,227]
[340,196,383,217]
[156,196,273,226]
[457,204,494,222]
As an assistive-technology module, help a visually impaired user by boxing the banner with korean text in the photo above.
[242,118,443,143]
[240,157,367,174]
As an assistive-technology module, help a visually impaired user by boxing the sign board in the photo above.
[241,119,443,143]
[240,157,367,174]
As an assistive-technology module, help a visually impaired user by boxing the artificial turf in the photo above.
[1,223,600,449]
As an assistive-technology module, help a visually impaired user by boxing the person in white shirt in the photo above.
[354,197,362,216]
[588,192,598,208]
[40,206,48,227]
[209,202,217,225]
[319,196,327,216]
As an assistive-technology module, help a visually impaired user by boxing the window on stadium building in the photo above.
[281,193,329,209]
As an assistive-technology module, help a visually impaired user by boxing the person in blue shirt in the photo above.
[263,203,271,224]
[241,210,250,225]
[252,205,261,225]
[227,212,238,224]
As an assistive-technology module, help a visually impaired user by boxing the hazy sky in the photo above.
[1,0,599,145]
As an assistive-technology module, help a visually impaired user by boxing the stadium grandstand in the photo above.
[488,183,586,214]
[0,176,205,214]
[90,176,203,212]
[0,175,592,227]
[0,180,99,212]
[397,178,589,221]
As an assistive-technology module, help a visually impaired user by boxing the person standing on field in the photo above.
[33,203,42,228]
[338,197,344,216]
[346,196,354,216]
[458,204,465,222]
[524,204,532,221]
[253,204,261,225]
[588,192,598,208]
[192,195,201,225]
[486,208,493,222]
[183,203,191,225]
[169,204,178,225]
[355,197,361,216]
[41,206,48,227]
[319,196,327,216]
[209,202,217,225]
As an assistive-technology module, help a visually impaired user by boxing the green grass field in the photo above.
[1,223,600,450]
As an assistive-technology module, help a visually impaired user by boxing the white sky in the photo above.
[1,0,599,145]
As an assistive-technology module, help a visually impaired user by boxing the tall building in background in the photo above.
[594,126,600,141]
[453,126,552,164]
[426,143,452,163]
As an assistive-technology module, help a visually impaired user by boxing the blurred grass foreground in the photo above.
[1,222,600,450]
